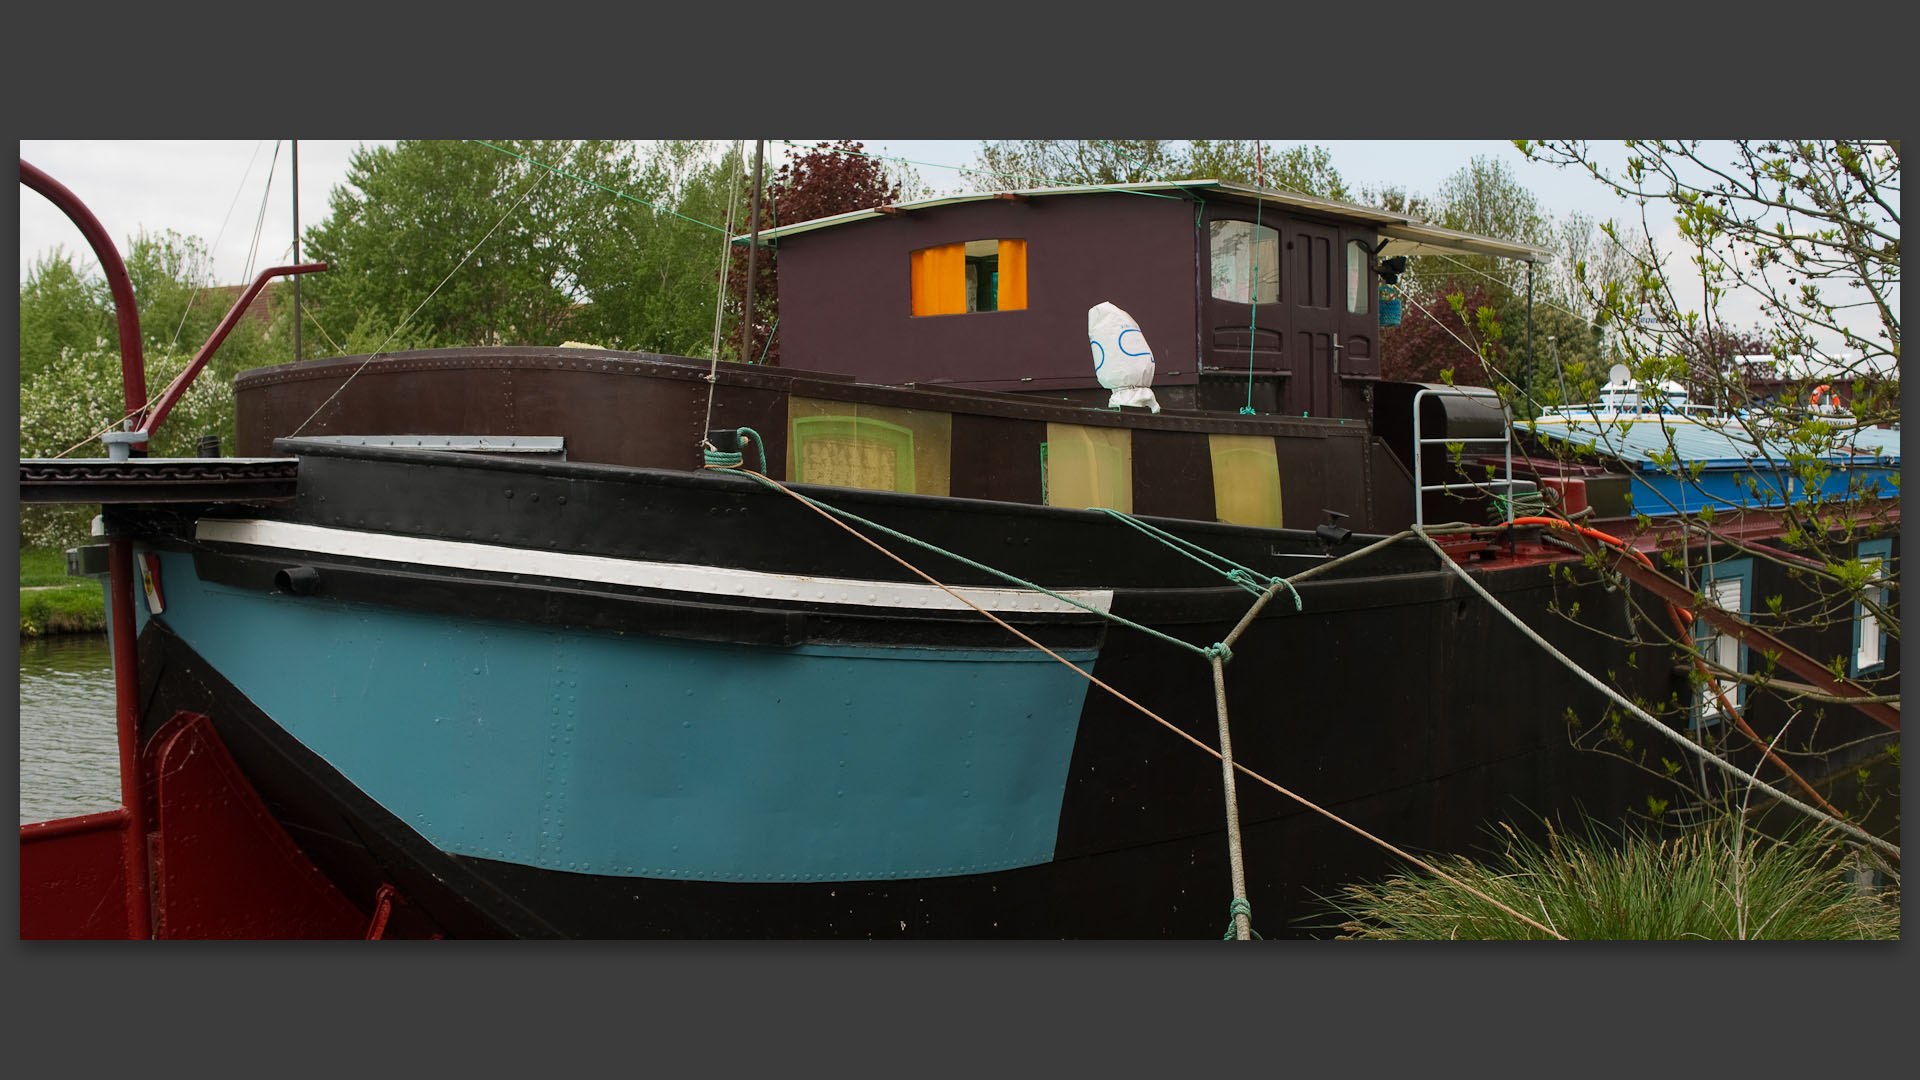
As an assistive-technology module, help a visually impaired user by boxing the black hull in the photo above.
[125,446,1690,937]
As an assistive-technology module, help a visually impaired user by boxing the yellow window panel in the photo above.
[910,243,966,316]
[1043,423,1132,513]
[1209,434,1283,528]
[997,239,1027,311]
[789,397,953,496]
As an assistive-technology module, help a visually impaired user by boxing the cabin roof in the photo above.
[734,179,1555,264]
[1528,416,1899,469]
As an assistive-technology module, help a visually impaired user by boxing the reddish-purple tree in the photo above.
[727,140,902,365]
[1380,281,1504,387]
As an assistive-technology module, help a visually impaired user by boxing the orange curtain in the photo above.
[997,239,1027,310]
[910,243,966,315]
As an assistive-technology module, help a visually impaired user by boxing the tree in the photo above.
[18,247,111,382]
[967,139,1188,189]
[302,140,599,350]
[1520,140,1898,397]
[725,140,905,366]
[964,139,1351,198]
[1512,139,1900,843]
[1379,280,1504,387]
[1183,141,1351,199]
[567,140,748,357]
[1374,157,1640,417]
[19,230,297,547]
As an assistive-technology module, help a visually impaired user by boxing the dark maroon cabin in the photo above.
[758,180,1548,420]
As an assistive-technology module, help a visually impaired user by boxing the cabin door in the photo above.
[1290,221,1339,418]
[1337,227,1380,379]
[1202,213,1286,377]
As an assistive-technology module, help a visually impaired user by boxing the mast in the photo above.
[742,140,764,363]
[292,139,302,363]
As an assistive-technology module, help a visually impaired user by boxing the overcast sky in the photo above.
[20,139,1643,285]
[23,138,1882,350]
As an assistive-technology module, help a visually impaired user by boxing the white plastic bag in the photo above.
[1087,301,1161,413]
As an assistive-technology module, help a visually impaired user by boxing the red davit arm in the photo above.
[21,158,328,439]
[139,261,327,438]
[19,159,148,417]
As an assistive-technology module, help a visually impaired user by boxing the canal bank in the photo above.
[20,546,106,636]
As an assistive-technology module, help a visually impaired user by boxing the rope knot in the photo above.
[1271,577,1303,612]
[1204,642,1233,663]
[1222,896,1260,940]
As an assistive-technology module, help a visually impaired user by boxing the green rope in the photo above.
[704,426,765,473]
[1222,897,1261,940]
[735,472,1213,661]
[1093,139,1176,185]
[1243,195,1264,416]
[1092,508,1297,608]
[756,316,779,364]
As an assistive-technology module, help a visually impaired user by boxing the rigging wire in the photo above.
[287,164,552,438]
[165,140,270,356]
[240,141,283,288]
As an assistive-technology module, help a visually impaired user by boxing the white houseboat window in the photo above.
[1346,241,1369,315]
[1854,540,1893,674]
[1695,562,1751,725]
[1209,221,1279,305]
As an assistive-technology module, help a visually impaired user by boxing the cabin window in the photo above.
[1345,241,1370,315]
[1209,221,1279,305]
[788,397,953,496]
[1208,434,1284,528]
[1042,423,1131,513]
[1853,539,1893,674]
[911,239,1027,316]
[1694,559,1752,726]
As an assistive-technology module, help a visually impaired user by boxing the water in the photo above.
[19,633,122,825]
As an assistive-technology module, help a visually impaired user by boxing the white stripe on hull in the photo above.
[195,518,1115,616]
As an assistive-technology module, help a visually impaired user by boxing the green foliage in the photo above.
[19,247,112,382]
[301,139,589,350]
[19,548,77,588]
[19,230,299,548]
[966,139,1350,199]
[969,139,1188,188]
[20,584,105,636]
[1322,816,1899,940]
[1182,141,1350,199]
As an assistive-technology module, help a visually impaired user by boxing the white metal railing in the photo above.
[1411,387,1517,527]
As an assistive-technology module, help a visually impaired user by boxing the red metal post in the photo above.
[140,261,327,438]
[106,538,152,938]
[19,159,147,417]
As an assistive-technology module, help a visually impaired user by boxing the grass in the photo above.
[20,546,79,587]
[1320,815,1900,940]
[19,545,106,636]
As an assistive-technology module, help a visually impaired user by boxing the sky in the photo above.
[20,139,1639,285]
[18,138,1886,352]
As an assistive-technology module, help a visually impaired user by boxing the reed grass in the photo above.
[1321,816,1899,940]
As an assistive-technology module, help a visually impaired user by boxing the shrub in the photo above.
[1321,815,1898,940]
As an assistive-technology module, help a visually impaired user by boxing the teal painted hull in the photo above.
[151,552,1095,884]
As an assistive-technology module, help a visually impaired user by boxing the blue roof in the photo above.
[1523,416,1899,515]
[1524,416,1899,471]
